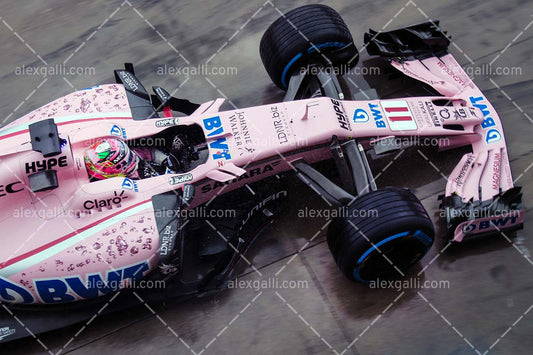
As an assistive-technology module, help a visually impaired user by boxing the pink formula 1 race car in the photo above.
[0,4,525,341]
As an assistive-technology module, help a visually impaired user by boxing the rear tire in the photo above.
[327,187,435,282]
[260,4,358,90]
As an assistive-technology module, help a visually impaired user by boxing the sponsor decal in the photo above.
[0,261,150,304]
[468,107,479,117]
[210,139,231,161]
[352,108,369,123]
[25,156,68,174]
[230,111,253,154]
[159,225,176,257]
[202,115,224,137]
[168,174,193,185]
[462,223,476,234]
[331,99,351,130]
[110,149,127,165]
[462,215,520,234]
[241,191,288,226]
[396,62,442,86]
[154,86,170,102]
[439,108,451,119]
[202,116,232,161]
[436,61,469,88]
[368,102,386,128]
[0,181,24,197]
[200,160,281,193]
[237,146,256,156]
[485,129,502,144]
[425,102,441,127]
[83,190,128,210]
[110,124,127,139]
[454,155,475,187]
[411,101,433,128]
[492,152,501,190]
[381,100,417,131]
[155,118,179,128]
[159,263,179,276]
[271,106,290,144]
[118,71,140,92]
[439,107,469,120]
[0,327,16,341]
[122,178,138,192]
[469,96,502,144]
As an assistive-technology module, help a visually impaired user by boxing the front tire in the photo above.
[327,187,435,282]
[260,4,359,90]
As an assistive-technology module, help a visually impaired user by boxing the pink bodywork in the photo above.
[0,53,522,304]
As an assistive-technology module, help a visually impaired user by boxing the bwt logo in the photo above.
[368,103,386,128]
[0,261,150,304]
[122,178,138,192]
[353,109,369,123]
[469,96,502,144]
[462,215,519,234]
[110,125,127,139]
[202,116,232,161]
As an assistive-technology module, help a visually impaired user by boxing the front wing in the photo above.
[364,21,524,241]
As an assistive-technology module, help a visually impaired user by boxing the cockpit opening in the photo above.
[85,123,208,181]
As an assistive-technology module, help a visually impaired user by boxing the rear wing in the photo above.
[365,21,524,241]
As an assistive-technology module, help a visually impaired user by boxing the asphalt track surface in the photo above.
[0,0,532,354]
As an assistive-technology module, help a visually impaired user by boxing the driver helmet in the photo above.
[85,138,138,180]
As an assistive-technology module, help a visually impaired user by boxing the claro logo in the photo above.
[83,190,128,210]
